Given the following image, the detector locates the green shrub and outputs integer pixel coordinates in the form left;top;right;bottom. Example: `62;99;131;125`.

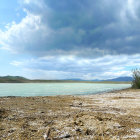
132;69;140;89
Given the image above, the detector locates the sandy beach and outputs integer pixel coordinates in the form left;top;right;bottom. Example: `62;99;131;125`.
0;88;140;140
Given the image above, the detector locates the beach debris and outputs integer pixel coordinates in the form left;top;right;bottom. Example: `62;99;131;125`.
70;102;83;107
0;108;8;119
43;128;51;140
43;120;53;127
123;134;138;139
43;134;48;140
131;128;140;133
22;122;29;129
59;134;71;139
74;119;84;126
0;127;5;131
0;108;5;116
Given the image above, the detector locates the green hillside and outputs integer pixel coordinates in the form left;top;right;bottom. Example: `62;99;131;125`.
0;76;29;83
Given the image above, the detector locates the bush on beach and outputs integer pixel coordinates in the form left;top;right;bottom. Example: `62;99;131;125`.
132;69;140;89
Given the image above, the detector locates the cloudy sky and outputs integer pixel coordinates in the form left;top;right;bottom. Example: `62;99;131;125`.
0;0;140;80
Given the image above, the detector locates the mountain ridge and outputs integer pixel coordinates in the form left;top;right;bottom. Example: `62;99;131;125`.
0;76;132;83
102;76;133;82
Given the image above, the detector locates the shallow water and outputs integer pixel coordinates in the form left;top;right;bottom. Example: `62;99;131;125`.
0;83;131;97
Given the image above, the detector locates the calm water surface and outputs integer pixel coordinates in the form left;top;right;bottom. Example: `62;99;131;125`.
0;83;131;97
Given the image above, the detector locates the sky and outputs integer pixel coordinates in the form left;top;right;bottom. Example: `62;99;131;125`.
0;0;140;80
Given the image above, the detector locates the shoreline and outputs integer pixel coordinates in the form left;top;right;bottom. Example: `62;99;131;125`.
0;88;140;139
0;87;131;98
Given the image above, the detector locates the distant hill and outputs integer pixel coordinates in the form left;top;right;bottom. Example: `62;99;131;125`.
103;76;133;82
0;76;132;83
65;79;85;81
0;76;29;83
67;77;133;82
66;76;133;82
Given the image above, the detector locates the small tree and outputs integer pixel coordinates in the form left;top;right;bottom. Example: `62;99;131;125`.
132;69;140;89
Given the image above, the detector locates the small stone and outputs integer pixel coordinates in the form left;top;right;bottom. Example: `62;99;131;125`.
76;128;82;132
85;129;94;135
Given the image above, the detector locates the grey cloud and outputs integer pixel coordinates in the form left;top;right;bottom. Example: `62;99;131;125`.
1;0;140;57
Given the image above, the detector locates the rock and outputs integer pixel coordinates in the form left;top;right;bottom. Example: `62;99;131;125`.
0;108;8;119
76;128;82;133
96;116;103;121
8;129;15;133
74;120;84;126
30;129;38;133
85;129;94;135
0;128;5;131
59;134;71;139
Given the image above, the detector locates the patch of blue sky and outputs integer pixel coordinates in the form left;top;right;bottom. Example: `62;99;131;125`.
0;0;26;30
125;66;139;71
0;49;31;75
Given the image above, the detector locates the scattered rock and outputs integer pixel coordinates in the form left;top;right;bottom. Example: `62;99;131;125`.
30;129;38;133
76;128;82;133
0;128;5;131
85;129;94;135
74;120;84;126
59;134;71;139
8;129;15;133
0;108;8;119
96;116;103;121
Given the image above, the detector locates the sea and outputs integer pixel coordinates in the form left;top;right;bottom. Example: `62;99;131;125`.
0;83;131;97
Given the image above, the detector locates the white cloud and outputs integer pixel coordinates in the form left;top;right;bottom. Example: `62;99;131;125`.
0;11;49;53
10;54;140;80
23;0;31;4
10;61;23;66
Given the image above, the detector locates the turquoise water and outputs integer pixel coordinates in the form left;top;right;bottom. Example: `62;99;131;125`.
0;83;131;97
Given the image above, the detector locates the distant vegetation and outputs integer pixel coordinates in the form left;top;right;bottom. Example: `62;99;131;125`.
0;76;131;83
132;69;140;89
0;76;29;83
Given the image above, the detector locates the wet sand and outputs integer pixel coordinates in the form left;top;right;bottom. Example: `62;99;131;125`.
0;89;140;140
